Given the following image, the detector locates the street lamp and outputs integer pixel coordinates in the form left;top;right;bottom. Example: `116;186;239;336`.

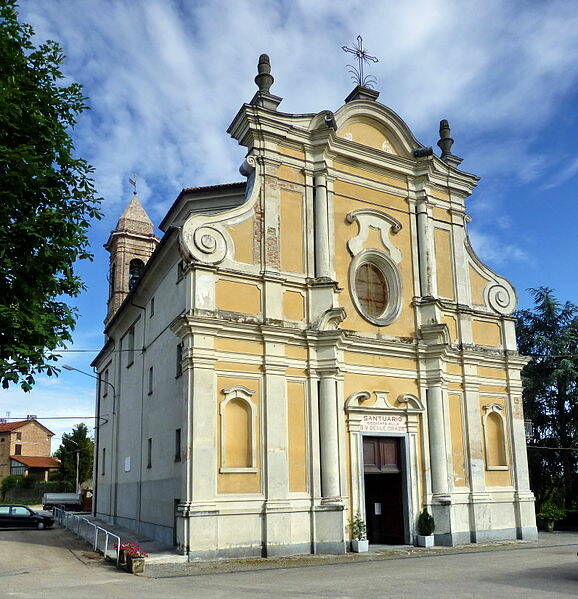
62;364;116;413
66;437;81;494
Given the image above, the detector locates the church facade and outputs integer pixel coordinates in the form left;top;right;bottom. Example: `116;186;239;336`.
92;55;537;558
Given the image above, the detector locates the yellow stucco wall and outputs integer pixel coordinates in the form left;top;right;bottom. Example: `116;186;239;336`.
344;351;416;372
283;290;305;321
432;206;451;224
277;144;305;159
344;373;419;401
285;344;308;360
469;265;490;306
227;215;254;264
338;121;398;155
287;381;307;493
332;161;407;190
216;279;261;315
472;319;502;347
333;184;416;338
215;338;264;355
277;164;305;185
449;394;468;487
280;189;305;273
478;366;507;380
217;375;261;494
434;227;455;300
443;315;458;342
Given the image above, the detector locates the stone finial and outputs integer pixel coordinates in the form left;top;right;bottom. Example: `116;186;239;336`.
437;119;453;157
255;54;273;95
437;119;463;167
250;53;282;110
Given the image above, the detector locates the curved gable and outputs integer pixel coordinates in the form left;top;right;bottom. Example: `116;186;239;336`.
332;101;423;159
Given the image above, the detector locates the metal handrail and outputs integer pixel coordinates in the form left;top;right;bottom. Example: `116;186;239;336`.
52;507;120;565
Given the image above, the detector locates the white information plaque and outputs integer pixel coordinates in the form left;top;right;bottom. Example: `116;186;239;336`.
361;414;406;433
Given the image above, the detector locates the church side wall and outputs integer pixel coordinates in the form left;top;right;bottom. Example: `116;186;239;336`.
95;242;185;546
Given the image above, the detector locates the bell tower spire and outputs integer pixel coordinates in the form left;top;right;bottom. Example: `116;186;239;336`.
104;183;159;321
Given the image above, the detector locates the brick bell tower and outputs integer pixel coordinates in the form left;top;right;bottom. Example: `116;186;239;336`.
104;189;159;321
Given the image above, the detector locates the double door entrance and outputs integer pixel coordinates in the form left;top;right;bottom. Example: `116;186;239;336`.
363;436;405;544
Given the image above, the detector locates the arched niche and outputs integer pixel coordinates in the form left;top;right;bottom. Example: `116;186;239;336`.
482;403;509;470
219;385;257;473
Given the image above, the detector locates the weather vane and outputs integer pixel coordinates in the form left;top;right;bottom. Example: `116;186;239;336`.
341;35;379;88
128;174;138;195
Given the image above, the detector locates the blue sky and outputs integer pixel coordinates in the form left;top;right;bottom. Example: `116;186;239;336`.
3;0;577;450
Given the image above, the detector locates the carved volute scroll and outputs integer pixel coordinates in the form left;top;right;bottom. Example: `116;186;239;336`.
179;155;260;266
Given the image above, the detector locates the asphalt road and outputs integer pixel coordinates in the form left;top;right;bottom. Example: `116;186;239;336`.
0;527;577;598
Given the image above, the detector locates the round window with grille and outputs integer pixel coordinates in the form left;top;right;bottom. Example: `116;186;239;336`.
350;251;401;326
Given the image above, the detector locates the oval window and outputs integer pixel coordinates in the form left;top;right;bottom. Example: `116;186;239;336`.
355;262;389;319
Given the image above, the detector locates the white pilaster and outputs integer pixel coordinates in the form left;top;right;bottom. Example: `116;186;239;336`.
319;373;340;499
314;173;331;279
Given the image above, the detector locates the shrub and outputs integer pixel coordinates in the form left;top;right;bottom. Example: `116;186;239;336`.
418;508;435;536
537;504;566;522
348;512;367;540
1;475;22;499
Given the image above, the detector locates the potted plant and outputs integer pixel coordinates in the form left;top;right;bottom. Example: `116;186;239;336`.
537;504;565;533
124;543;148;574
115;541;138;565
416;508;435;547
349;511;369;552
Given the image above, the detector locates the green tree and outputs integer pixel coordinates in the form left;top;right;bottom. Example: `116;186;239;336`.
0;0;101;391
54;423;94;488
516;287;578;510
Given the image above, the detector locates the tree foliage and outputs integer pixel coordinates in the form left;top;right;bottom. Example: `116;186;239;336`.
54;423;94;487
0;0;101;391
516;287;578;509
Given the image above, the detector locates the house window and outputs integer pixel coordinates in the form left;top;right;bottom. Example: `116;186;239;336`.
148;366;153;395
14;444;21;455
150;297;155;317
16;432;22;440
147;438;152;469
129;258;145;290
10;460;25;476
101;448;105;475
176;343;183;378
102;368;109;397
127;327;135;367
175;429;181;462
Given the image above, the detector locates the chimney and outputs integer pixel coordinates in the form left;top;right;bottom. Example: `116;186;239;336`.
26;414;37;421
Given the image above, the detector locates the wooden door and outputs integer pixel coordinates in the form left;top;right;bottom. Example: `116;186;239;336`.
363;436;405;544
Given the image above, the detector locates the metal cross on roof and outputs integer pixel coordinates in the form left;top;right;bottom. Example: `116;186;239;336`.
342;35;379;89
129;174;138;195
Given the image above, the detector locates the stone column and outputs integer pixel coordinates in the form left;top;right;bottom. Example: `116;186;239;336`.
314;173;331;279
427;383;449;497
319;373;340;499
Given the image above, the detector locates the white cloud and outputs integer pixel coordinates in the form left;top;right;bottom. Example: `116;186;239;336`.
20;0;578;218
468;228;529;267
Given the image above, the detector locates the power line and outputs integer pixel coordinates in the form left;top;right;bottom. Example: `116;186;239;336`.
2;416;98;420
527;445;578;452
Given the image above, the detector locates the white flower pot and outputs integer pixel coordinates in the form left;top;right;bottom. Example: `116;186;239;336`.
416;535;434;547
352;539;369;553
